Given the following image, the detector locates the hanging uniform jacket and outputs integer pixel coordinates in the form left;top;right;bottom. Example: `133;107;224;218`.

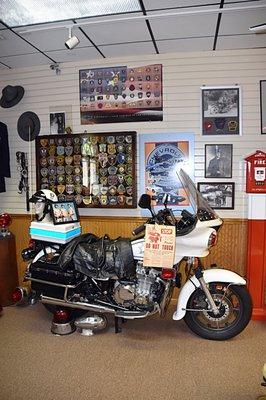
0;122;11;193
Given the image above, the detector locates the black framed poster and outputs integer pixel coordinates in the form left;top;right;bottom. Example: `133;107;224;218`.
201;86;241;135
79;64;163;124
260;80;266;134
205;144;233;178
197;182;235;210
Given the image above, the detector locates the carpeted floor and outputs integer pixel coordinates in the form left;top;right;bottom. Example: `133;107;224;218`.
0;302;265;400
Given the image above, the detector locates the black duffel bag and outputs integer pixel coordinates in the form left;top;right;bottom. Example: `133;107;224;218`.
73;236;136;279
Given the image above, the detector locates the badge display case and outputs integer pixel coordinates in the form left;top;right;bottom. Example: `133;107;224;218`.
35;131;137;208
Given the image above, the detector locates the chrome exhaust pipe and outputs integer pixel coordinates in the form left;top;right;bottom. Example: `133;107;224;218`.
41;295;116;314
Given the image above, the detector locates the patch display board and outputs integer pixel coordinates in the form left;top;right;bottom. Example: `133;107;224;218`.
35;132;137;208
79;64;163;124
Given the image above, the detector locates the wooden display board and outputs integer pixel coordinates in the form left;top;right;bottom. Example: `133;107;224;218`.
35;131;137;208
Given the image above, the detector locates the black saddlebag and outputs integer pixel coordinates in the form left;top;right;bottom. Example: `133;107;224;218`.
73;236;135;279
29;257;78;285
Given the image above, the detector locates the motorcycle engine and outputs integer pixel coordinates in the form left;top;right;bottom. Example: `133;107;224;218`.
113;263;160;307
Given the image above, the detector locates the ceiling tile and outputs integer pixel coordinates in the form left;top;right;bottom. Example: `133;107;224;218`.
80;19;150;46
0;29;37;56
219;9;266;34
0;52;52;68
148;13;218;39
157;37;213;52
46;46;102;63
98;41;155;57
217;33;266;49
0;23;7;29
143;0;220;10
0;62;10;69
14;26;91;52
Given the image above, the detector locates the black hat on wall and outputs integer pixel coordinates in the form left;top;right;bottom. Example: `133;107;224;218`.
17;111;41;141
0;85;25;108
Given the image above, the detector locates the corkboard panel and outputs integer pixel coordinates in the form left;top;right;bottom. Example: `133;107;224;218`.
9;215;247;284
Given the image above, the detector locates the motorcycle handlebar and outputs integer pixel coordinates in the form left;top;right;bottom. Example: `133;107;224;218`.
132;224;146;236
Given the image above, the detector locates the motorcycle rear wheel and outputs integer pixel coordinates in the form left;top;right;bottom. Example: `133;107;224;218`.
184;283;252;341
43;304;87;319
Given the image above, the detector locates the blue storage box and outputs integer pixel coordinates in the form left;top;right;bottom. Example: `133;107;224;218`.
30;221;81;244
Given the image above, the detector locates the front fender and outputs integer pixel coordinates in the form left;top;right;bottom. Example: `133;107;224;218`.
172;268;246;321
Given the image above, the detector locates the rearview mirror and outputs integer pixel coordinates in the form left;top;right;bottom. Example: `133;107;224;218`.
138;194;152;210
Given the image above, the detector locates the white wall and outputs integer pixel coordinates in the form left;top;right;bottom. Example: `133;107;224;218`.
0;48;265;218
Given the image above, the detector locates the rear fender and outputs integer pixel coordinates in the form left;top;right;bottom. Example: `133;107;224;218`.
172;268;246;321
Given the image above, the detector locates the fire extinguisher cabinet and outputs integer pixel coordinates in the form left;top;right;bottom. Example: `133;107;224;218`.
245;150;266;321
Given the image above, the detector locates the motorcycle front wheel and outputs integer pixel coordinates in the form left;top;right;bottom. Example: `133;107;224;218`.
184;283;252;341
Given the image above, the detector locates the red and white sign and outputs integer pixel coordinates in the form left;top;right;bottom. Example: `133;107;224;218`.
143;224;176;268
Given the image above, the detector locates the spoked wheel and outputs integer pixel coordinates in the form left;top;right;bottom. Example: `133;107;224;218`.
43;304;87;319
184;283;253;340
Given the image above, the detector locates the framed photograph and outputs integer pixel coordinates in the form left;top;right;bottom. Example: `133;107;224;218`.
79;63;163;124
260;80;266;134
50;112;65;134
50;201;79;225
201;86;241;135
205;144;232;178
197;182;235;210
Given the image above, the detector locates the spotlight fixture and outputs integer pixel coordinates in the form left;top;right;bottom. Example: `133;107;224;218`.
249;23;266;34
65;26;80;50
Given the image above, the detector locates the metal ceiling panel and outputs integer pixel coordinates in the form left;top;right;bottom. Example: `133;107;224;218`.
157;37;213;53
81;18;150;45
148;13;218;39
0;29;38;57
14;26;92;52
143;0;220;10
219;9;266;34
98;41;155;57
0;52;52;68
217;33;266;49
224;0;265;4
46;46;102;63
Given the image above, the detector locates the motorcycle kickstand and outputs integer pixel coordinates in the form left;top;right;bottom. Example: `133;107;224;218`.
114;316;127;333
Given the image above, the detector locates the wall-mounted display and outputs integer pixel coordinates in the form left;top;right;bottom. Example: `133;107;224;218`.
139;133;194;212
201;86;241;135
205;144;232;178
50;112;65;134
260;80;266;134
79;64;163;124
35;131;137;208
197;182;235;210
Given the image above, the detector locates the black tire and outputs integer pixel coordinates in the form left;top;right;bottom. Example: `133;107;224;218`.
184;283;253;341
42;304;87;319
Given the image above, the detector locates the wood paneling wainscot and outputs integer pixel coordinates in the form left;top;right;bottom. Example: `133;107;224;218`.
10;215;247;285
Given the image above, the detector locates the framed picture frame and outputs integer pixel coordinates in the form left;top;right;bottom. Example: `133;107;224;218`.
35;131;137;209
138;132;195;215
197;182;235;210
79;63;163;124
205;144;233;178
260;80;266;134
201;86;241;135
50;201;79;225
50;112;65;134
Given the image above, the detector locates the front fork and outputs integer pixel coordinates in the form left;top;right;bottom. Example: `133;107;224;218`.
188;257;220;315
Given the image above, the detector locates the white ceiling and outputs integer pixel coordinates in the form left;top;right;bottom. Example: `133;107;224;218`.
0;0;265;70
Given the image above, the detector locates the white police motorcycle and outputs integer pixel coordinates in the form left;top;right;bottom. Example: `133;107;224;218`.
14;169;252;340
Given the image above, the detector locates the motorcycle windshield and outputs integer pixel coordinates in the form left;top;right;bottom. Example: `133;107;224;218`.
177;169;220;222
